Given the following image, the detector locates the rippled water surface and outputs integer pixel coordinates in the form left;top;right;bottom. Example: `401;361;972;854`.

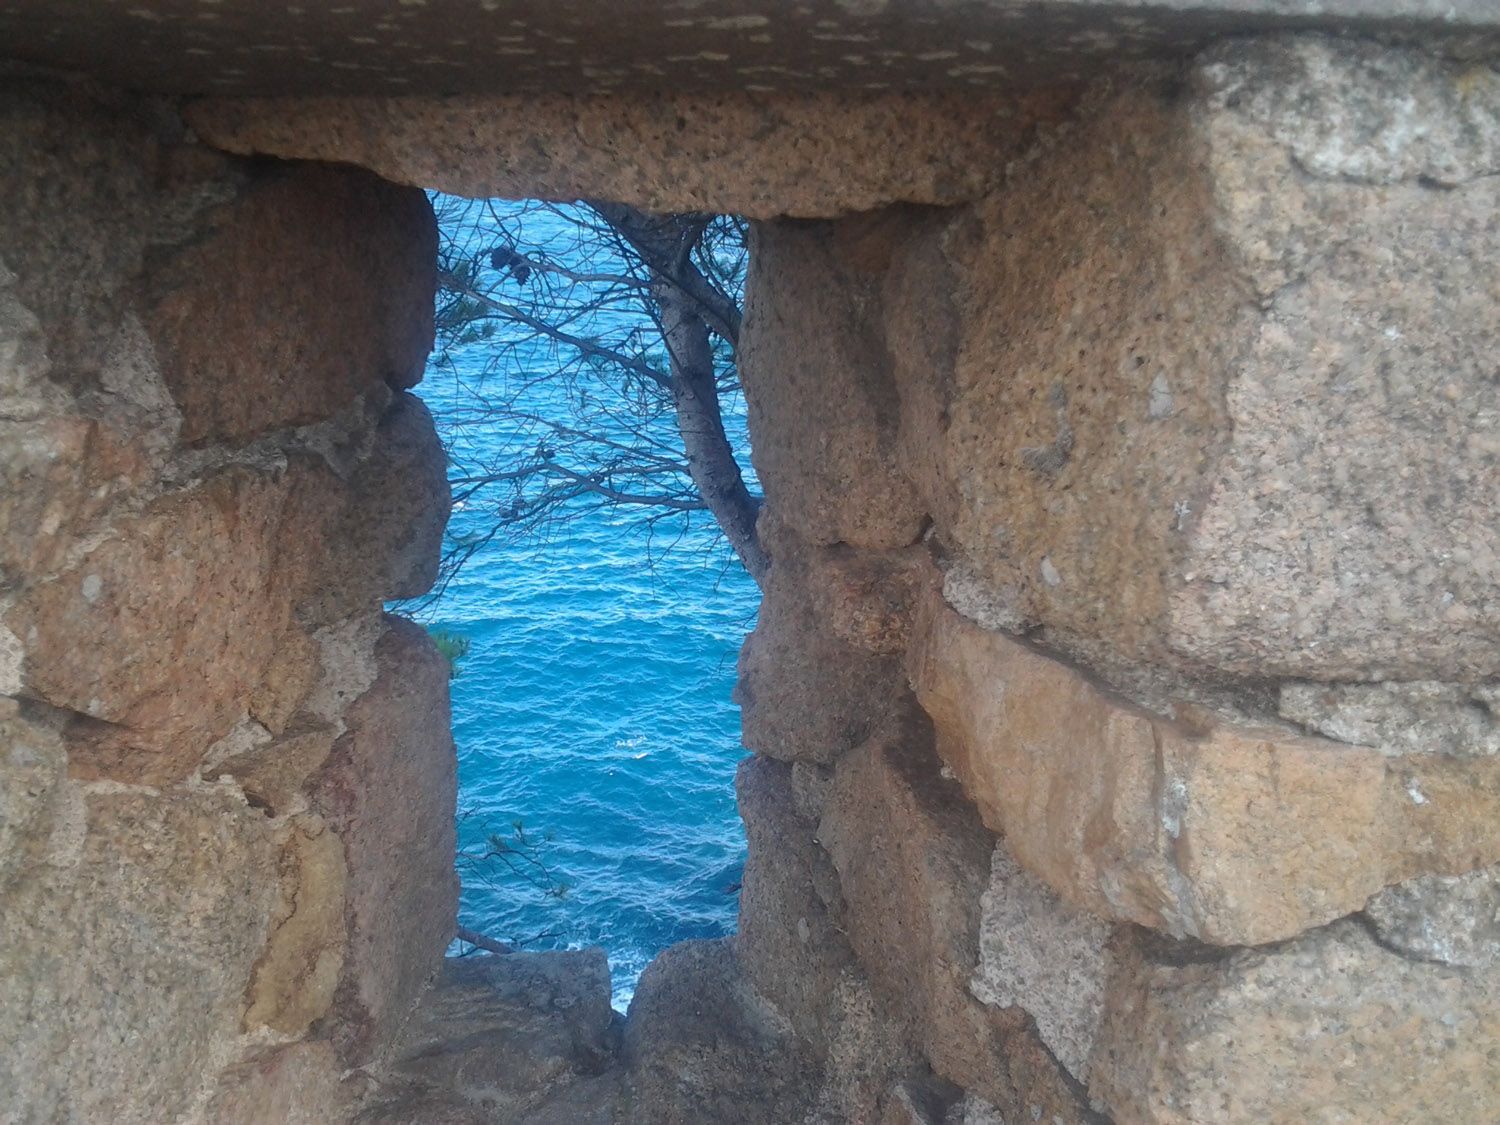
412;199;757;1006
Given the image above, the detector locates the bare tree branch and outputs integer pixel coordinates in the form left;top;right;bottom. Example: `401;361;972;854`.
423;196;763;597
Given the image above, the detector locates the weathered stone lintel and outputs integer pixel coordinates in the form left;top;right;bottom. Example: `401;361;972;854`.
186;90;1074;220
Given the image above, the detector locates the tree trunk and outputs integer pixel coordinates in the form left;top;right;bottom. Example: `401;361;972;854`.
656;279;768;585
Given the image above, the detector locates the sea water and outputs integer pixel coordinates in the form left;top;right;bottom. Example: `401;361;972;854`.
411;199;758;1008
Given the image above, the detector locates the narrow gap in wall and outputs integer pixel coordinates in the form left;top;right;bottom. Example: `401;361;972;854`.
399;195;760;1009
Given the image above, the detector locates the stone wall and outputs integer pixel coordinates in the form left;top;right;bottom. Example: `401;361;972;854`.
724;35;1500;1124
0;79;455;1121
3;28;1499;1125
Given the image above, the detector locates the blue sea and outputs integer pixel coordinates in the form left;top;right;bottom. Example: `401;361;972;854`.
410;198;758;1007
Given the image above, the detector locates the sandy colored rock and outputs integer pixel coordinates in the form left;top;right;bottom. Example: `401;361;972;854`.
370;951;619;1120
205;1041;356;1125
911;595;1500;945
1089;919;1500;1123
143;163;435;445
885;41;1500;683
971;846;1114;1085
1168;39;1500;680
313;614;458;1064
890;75;1243;681
818;724;1092;1120
243;815;348;1036
189;92;1066;220
741;219;925;546
736;529;916;766
0;785;281;1124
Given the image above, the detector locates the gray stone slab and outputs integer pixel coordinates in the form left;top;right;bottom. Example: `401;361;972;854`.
0;0;1494;96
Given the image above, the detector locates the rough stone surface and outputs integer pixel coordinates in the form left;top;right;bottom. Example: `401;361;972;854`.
1169;37;1500;680
807;973;927;1125
623;938;821;1125
8;27;1500;1125
971;847;1114;1085
1;74;455;1125
142;163;436;444
204;1041;356;1125
207;721;338;818
1364;864;1500;969
248;625;323;737
1280;680;1500;758
885;40;1500;684
805;544;936;657
6;468;297;784
243;815;348;1036
736;527;917;766
741;219;924;543
312;615;459;1064
0;785;281;1124
891;73;1247;681
191;92;1069;220
818;725;1093;1120
1089;920;1500;1124
733;754;853;1051
911;594;1500;945
8;1;1495;98
0;708;66;895
344;392;452;603
367;951;619;1121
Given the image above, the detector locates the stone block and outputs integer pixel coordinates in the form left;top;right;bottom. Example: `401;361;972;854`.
312;614;458;1063
0;786;281;1123
143;162;435;445
893;40;1500;683
741;218;925;550
1088;919;1500;1123
5;467;296;784
189;92;1054;220
280;396;450;629
733;754;854;1051
351;392;451;601
624;938;821;1125
736;532;916;766
911;594;1500;945
373;951;618;1119
971;847;1114;1086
